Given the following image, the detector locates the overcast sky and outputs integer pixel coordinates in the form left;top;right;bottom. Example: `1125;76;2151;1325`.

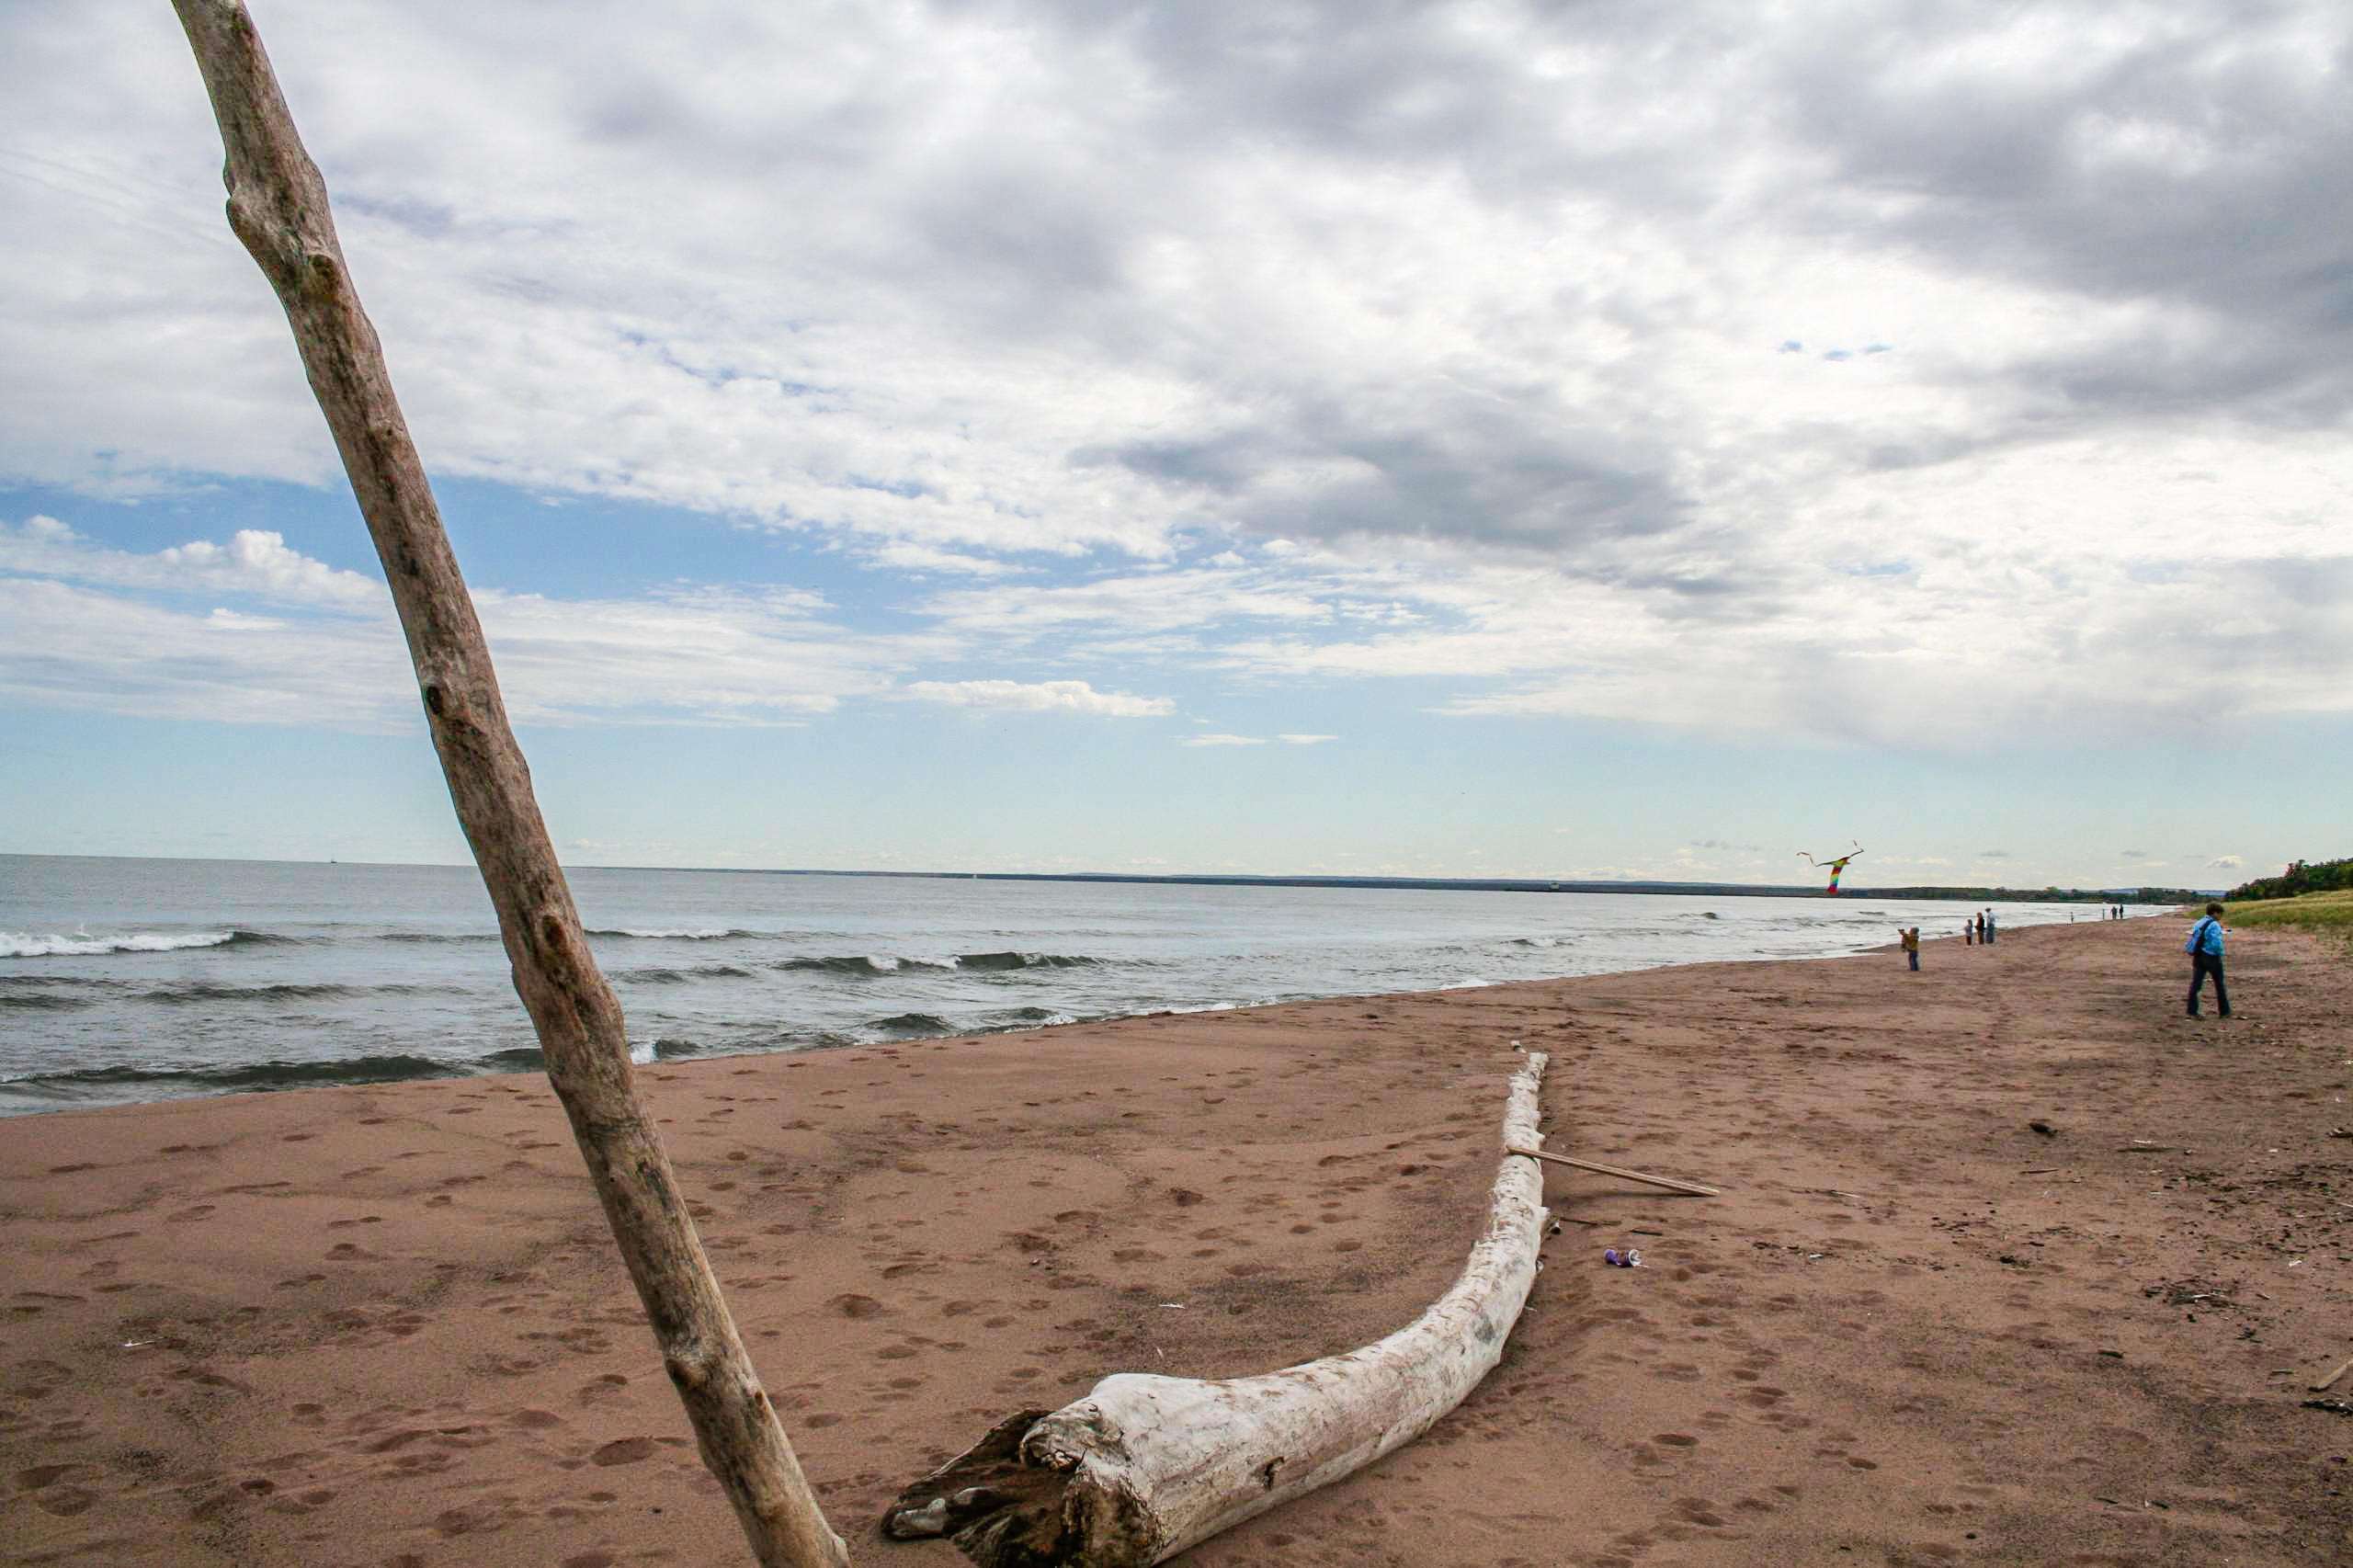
3;0;2347;890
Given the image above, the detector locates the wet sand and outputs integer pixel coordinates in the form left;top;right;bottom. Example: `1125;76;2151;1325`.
3;916;2348;1566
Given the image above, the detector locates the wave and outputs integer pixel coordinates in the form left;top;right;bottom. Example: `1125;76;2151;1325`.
954;950;1100;971
622;1037;705;1065
0;992;94;1012
773;954;949;976
382;930;501;945
587;926;759;941
868;1012;952;1038
133;982;360;1006
1;927;296;959
612;963;758;985
1509;936;1574;949
4;1052;468;1096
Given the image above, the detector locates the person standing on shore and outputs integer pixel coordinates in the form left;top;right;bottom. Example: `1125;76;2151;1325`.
1973;911;1984;943
1899;926;1920;971
2186;902;2231;1018
1983;909;1996;945
1963;919;1974;945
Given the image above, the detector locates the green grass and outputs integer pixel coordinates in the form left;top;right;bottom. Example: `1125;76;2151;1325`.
2217;888;2353;933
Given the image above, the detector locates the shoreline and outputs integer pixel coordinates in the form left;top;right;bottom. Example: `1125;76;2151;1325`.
2;918;2346;1564
3;893;2156;1122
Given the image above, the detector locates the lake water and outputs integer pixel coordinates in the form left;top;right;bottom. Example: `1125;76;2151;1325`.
0;855;2137;1116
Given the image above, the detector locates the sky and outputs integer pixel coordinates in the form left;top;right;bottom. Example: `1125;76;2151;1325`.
2;0;2347;891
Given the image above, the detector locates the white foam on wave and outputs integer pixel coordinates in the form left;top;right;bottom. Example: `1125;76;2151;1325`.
1;930;235;959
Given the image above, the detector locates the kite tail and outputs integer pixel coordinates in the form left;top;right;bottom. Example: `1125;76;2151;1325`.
1825;864;1844;894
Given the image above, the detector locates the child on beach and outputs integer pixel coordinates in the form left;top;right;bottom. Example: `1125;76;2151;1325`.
1899;926;1920;971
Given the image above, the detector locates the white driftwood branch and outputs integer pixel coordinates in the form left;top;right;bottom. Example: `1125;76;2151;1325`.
888;1051;1551;1564
166;5;846;1564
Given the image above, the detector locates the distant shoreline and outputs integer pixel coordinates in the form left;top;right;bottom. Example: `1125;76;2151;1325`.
0;849;2215;903
705;869;2208;903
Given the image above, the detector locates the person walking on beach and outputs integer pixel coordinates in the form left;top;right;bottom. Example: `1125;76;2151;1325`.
2186;902;2230;1018
1899;926;1920;971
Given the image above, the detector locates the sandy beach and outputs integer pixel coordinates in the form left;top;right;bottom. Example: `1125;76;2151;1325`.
3;915;2347;1566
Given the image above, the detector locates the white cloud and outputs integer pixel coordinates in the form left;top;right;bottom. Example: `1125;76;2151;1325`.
918;567;1334;642
1;517;383;608
4;0;2352;758
1277;733;1336;744
898;678;1171;716
864;540;1027;578
2207;854;2245;869
0;525;939;730
1179;733;1267;747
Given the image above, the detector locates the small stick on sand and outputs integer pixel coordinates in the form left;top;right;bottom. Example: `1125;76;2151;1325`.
1506;1147;1720;1197
2312;1356;2353;1393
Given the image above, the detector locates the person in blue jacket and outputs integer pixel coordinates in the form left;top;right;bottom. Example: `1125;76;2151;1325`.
2185;902;2230;1018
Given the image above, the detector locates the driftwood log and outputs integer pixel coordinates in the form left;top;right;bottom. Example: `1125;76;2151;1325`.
886;1051;1552;1565
166;5;847;1564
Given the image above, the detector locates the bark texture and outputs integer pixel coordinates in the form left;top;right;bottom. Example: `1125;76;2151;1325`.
887;1051;1552;1565
166;6;847;1564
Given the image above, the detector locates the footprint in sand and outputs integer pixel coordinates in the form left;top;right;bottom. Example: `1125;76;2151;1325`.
589;1437;654;1466
576;1374;629;1406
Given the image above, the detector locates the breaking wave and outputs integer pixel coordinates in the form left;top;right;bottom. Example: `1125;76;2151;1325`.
868;1012;953;1037
1;928;296;959
774;954;949;976
953;950;1100;971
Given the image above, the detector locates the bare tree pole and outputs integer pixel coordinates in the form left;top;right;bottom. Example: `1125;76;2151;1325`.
165;5;847;1564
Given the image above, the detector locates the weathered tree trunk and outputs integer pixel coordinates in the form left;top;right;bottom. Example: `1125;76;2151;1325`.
165;6;847;1564
887;1051;1551;1565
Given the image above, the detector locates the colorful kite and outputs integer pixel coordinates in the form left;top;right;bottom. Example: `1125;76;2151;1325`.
1799;843;1864;895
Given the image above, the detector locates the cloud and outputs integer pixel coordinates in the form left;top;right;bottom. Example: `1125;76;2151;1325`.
0;521;938;730
2120;848;2146;858
1277;733;1336;744
1179;733;1267;747
898;678;1172;716
2207;854;2245;869
1;516;383;608
864;543;1024;578
1979;849;2011;858
6;1;2353;756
